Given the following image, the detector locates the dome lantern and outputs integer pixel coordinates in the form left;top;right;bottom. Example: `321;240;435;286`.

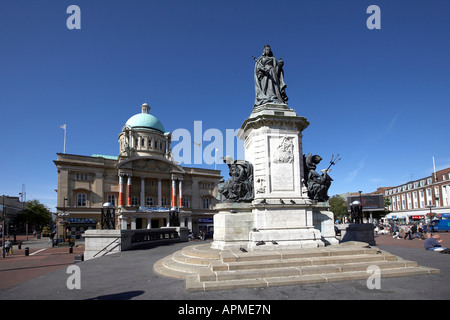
124;102;165;134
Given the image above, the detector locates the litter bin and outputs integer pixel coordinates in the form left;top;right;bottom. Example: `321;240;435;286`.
24;247;29;256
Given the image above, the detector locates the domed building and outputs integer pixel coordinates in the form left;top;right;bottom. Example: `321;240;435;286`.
54;103;220;239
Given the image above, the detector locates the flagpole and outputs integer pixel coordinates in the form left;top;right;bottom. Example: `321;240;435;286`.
61;124;66;153
433;156;437;182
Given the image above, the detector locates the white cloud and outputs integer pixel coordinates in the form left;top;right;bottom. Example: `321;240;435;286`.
344;156;366;184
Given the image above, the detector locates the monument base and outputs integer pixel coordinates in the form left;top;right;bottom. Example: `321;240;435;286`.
211;203;253;250
211;202;334;251
336;223;376;246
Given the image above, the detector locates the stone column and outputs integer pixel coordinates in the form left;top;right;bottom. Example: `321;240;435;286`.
131;217;136;230
118;173;124;207
171;178;176;207
120;216;128;230
187;217;193;231
140;177;145;207
178;179;183;207
127;175;132;206
157;178;162;207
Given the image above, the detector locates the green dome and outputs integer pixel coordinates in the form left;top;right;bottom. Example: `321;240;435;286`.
125;103;165;133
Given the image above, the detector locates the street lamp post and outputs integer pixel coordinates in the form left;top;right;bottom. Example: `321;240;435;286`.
426;205;435;221
58;198;69;240
101;202;116;230
2;195;5;259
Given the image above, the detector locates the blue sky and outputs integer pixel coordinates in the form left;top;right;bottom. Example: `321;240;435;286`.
1;0;449;212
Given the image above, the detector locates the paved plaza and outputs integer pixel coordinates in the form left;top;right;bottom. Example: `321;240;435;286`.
0;233;449;300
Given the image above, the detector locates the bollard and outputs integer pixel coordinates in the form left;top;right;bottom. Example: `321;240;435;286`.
24;247;29;256
69;246;73;254
18;243;21;250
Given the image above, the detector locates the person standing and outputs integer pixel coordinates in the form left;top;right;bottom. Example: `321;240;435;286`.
4;238;12;255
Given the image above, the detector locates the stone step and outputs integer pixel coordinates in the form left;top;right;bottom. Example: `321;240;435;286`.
179;243;384;263
162;256;209;274
181;244;221;259
153;242;441;292
210;255;415;272
154;256;210;279
186;266;440;292
199;259;419;282
172;251;212;266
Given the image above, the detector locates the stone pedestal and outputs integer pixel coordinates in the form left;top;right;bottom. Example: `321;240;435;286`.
248;202;324;250
336;223;376;246
214;103;326;250
211;203;253;250
313;205;340;246
212;201;329;250
238;103;310;202
212;103;339;250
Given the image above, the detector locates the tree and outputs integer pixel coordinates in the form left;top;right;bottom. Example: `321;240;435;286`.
14;199;51;231
329;195;348;222
384;197;391;214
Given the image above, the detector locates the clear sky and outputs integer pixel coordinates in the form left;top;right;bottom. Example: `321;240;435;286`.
1;0;449;212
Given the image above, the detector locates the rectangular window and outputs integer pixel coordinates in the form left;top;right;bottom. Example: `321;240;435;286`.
146;197;154;206
76;173;89;181
131;196;139;206
203;198;210;209
107;194;116;206
182;198;190;208
77;193;87;207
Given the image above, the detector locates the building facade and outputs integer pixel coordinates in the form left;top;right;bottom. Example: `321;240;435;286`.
54;103;221;239
379;167;450;223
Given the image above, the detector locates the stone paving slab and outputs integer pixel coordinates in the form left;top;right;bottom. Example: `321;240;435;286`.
1;235;449;300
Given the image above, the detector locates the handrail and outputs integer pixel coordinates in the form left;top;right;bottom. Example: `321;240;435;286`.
93;237;121;258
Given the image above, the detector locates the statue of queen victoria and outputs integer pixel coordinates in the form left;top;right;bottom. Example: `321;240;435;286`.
253;44;288;107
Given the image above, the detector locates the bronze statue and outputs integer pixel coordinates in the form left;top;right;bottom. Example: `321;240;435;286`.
218;156;254;202
303;153;333;202
350;201;364;224
101;205;115;230
253;44;288;107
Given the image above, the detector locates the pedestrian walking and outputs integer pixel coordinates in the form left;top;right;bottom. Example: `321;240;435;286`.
403;225;411;240
410;224;421;239
392;224;400;239
4;238;12;255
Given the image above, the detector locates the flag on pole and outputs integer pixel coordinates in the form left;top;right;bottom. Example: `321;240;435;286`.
60;124;67;153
